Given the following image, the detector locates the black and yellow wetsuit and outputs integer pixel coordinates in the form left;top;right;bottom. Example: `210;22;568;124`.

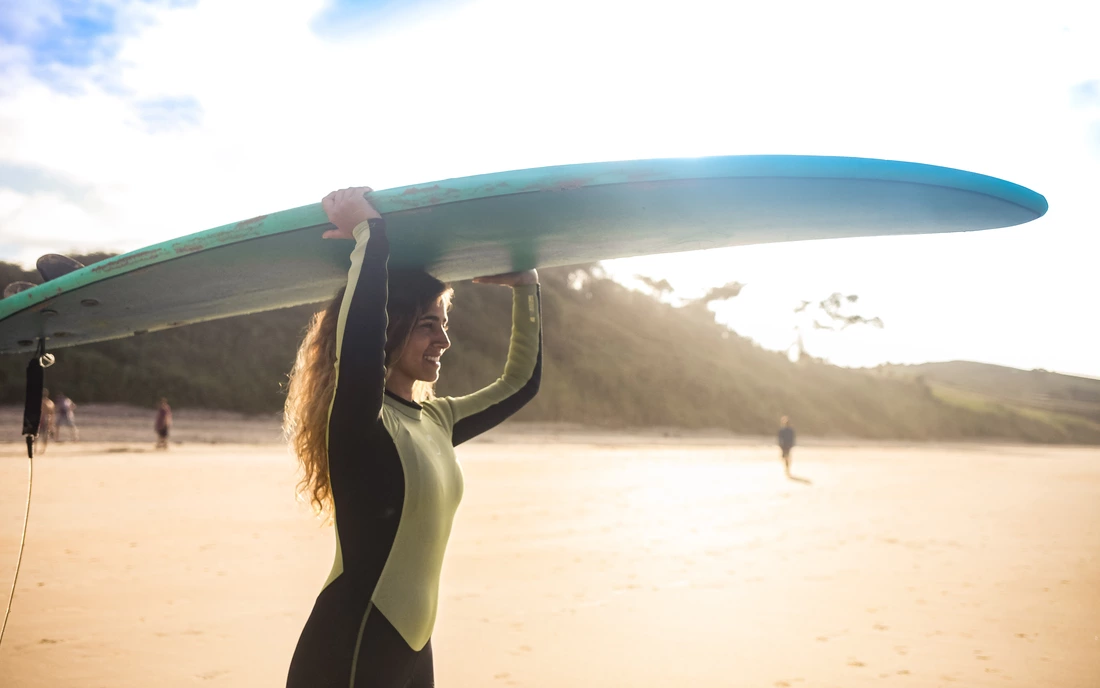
286;218;542;688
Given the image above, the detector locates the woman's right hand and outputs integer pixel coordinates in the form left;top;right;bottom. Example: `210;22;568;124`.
321;186;381;239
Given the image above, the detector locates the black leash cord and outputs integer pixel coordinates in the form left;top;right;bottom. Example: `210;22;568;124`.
2;340;53;648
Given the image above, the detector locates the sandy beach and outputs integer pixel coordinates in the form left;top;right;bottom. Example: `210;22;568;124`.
0;412;1097;687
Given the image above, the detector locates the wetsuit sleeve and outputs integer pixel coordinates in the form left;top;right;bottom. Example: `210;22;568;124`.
445;284;542;446
328;218;389;445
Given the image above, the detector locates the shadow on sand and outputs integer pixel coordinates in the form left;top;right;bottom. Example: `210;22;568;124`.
786;474;812;485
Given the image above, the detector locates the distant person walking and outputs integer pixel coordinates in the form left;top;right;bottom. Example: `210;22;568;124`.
37;388;56;453
777;416;795;477
55;394;79;441
154;398;173;449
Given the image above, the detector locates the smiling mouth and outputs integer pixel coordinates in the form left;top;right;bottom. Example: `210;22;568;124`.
424;354;441;365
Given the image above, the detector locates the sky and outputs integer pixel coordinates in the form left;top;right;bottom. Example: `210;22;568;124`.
0;0;1097;376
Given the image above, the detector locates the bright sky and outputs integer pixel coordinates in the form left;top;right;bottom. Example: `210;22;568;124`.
1;0;1097;376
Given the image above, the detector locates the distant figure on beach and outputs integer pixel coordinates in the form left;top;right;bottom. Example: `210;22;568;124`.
37;388;56;452
55;394;79;441
778;416;795;477
283;187;541;688
154;398;172;449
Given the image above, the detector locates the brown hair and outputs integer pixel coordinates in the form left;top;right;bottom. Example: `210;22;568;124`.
284;270;452;520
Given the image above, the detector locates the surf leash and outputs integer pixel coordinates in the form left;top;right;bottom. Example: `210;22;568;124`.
1;340;53;649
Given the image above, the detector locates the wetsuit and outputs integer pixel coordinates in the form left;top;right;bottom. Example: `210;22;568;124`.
287;218;542;688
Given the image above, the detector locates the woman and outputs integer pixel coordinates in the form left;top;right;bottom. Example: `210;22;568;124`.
284;187;542;687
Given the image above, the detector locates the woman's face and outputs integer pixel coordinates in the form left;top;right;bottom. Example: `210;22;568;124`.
393;298;451;385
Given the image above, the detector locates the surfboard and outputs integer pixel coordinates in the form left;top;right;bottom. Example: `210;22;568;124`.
0;155;1047;355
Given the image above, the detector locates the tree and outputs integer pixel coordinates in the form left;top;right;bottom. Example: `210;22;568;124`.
790;293;884;363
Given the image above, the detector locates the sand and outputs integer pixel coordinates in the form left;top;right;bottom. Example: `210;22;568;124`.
0;415;1097;687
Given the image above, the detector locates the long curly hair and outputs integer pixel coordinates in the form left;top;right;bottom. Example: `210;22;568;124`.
284;270;453;520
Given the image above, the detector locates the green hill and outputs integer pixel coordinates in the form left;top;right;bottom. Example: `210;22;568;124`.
879;361;1100;424
3;257;1098;444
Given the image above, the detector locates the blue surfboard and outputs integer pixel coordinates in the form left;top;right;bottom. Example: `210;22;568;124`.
0;155;1047;354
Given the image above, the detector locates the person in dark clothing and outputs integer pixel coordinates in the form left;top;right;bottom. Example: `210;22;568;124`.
154;398;172;449
778;415;795;477
283;186;542;687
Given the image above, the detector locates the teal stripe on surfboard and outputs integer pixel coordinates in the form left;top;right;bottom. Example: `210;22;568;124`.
0;155;1047;354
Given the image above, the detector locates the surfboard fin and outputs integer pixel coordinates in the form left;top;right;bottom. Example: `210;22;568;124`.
2;282;36;298
36;254;85;282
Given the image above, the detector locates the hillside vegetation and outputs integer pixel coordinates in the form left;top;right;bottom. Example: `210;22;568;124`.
3;256;1098;444
881;361;1100;424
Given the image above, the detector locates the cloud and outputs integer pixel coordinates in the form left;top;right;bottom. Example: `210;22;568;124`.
0;0;198;93
1070;79;1100;107
310;0;472;38
134;94;202;131
0;161;103;209
0;0;124;95
0;187;123;264
0;0;65;47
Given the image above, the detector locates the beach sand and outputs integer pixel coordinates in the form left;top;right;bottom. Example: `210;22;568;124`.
0;413;1097;687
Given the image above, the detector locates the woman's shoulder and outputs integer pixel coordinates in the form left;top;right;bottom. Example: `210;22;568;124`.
421;398;456;426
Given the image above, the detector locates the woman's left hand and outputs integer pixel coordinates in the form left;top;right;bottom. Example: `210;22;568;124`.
473;269;539;287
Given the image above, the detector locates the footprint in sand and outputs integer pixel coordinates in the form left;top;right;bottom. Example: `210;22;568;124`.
38;638;61;644
847;659;866;668
873;623;889;631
